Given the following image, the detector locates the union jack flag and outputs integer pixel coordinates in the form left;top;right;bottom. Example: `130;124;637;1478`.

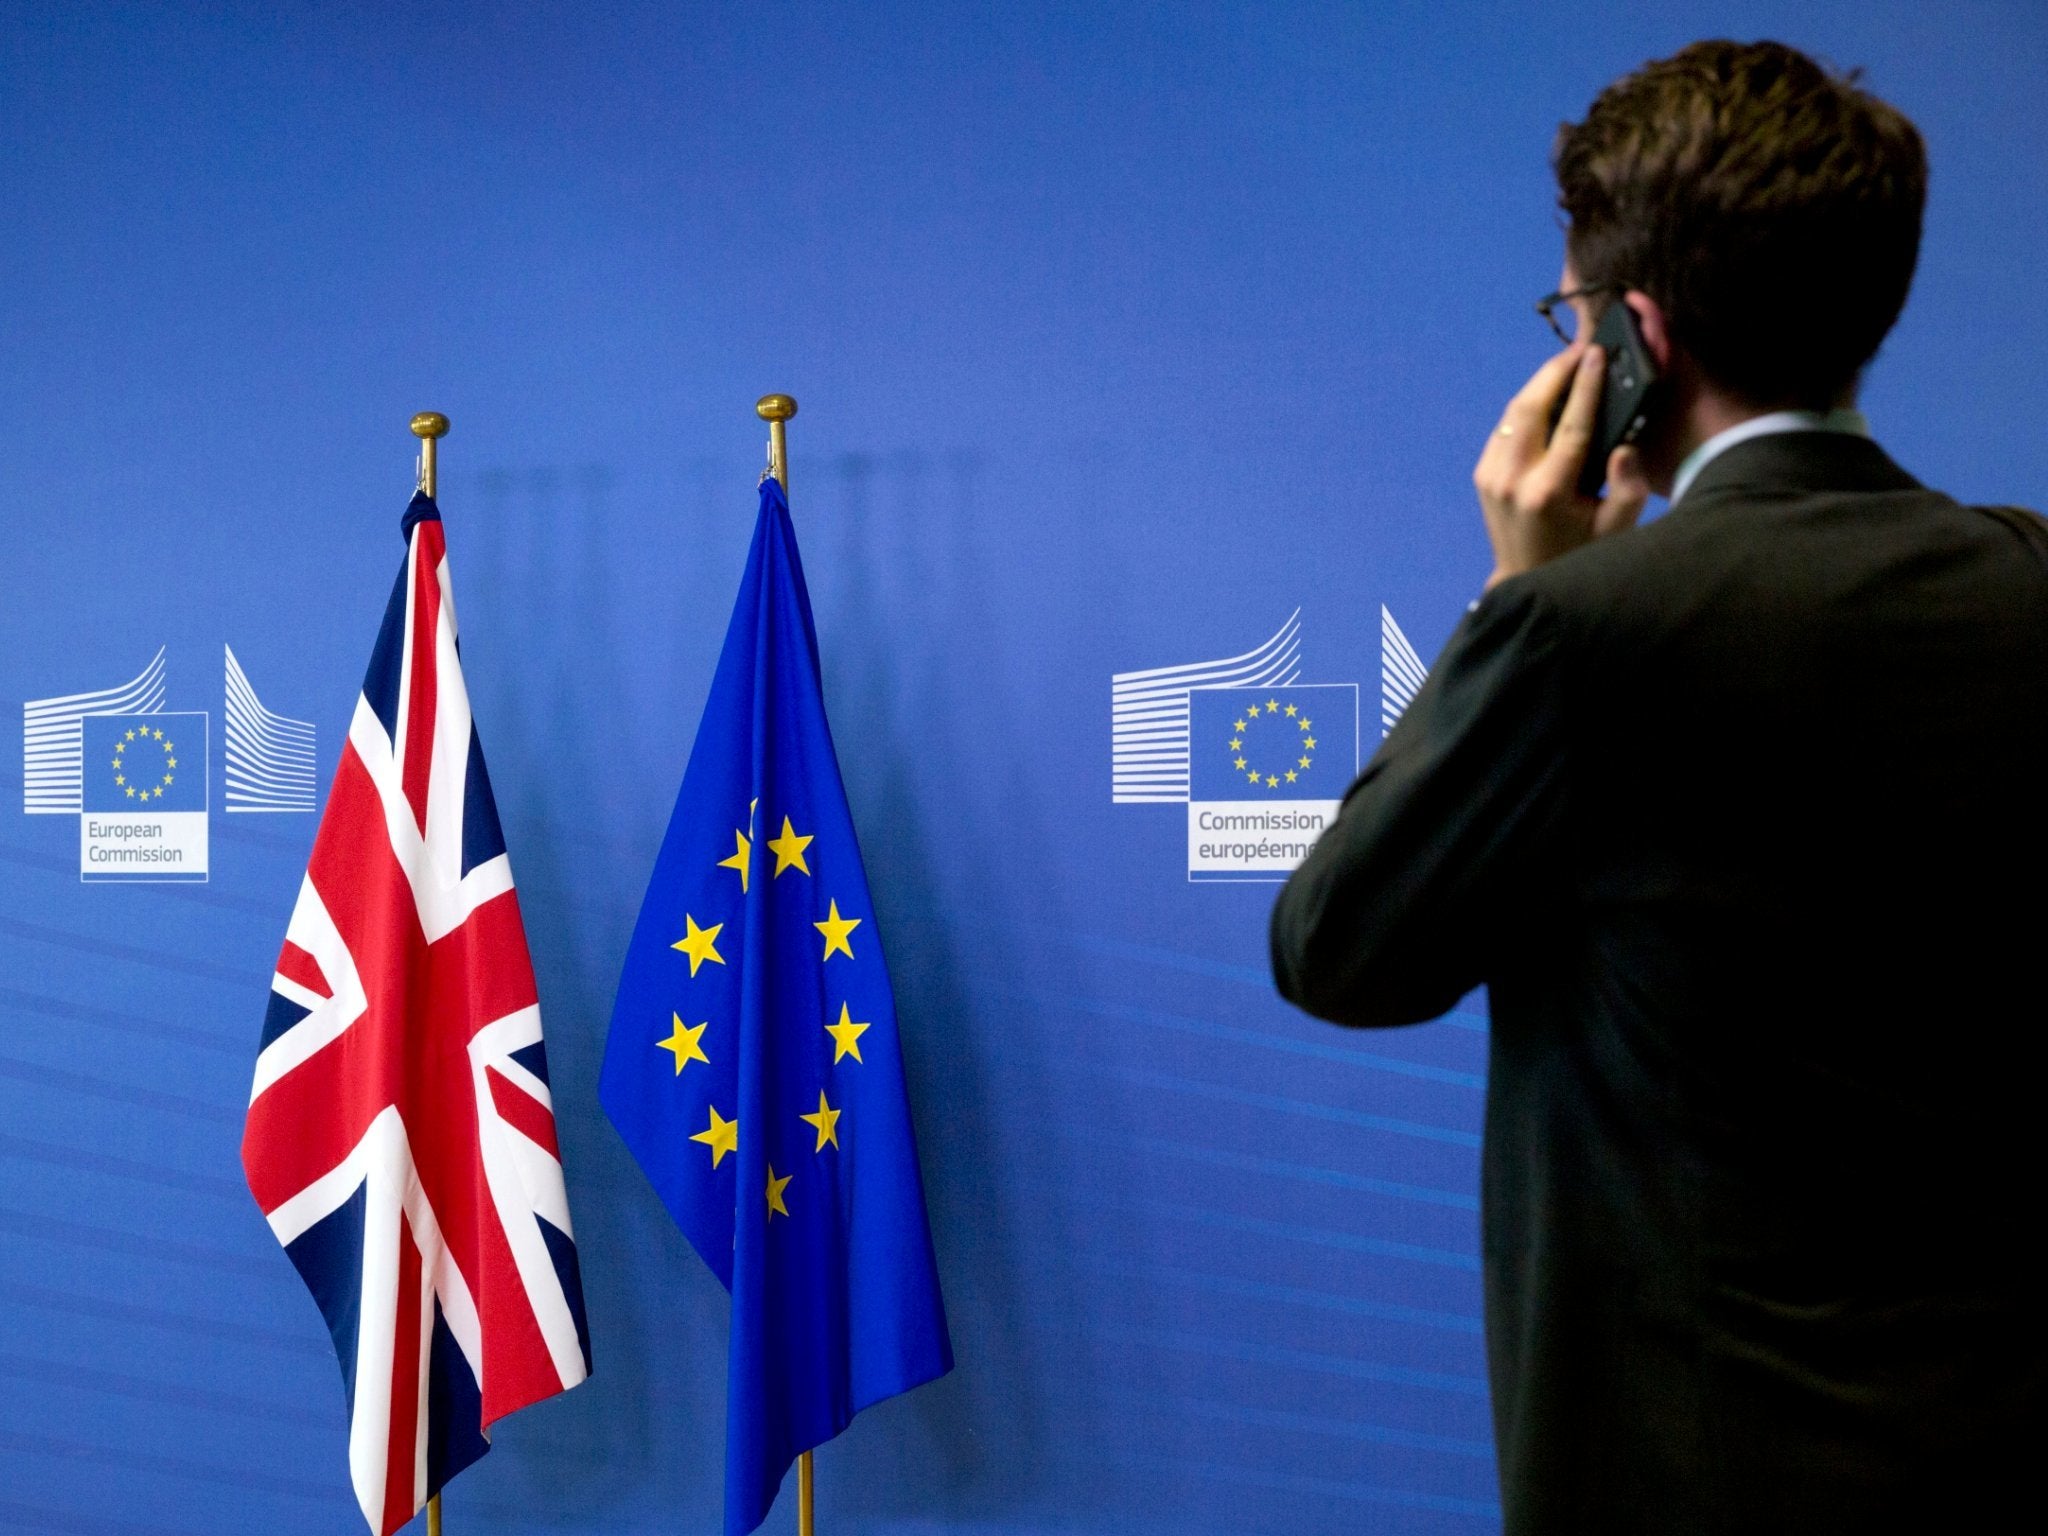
242;492;591;1533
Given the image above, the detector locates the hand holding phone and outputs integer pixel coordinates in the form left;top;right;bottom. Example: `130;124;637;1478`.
1475;313;1657;587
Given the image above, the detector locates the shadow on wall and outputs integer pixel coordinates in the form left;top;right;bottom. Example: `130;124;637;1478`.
809;447;1100;1522
450;460;738;1523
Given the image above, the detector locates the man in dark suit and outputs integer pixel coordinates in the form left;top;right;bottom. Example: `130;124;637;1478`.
1271;40;2044;1534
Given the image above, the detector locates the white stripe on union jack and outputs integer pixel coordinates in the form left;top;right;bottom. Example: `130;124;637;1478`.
242;498;590;1535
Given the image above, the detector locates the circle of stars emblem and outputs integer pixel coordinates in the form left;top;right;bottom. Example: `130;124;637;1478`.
1226;698;1316;791
112;726;177;802
665;803;868;1231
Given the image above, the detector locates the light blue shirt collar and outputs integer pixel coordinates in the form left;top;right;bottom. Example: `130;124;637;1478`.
1670;408;1870;505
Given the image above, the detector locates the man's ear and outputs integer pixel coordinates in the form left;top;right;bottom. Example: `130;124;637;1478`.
1624;290;1673;371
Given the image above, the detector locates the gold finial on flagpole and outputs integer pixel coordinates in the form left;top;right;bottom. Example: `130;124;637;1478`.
756;394;797;491
412;411;450;498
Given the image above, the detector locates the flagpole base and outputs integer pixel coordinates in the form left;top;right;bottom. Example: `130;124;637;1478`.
427;1493;442;1536
798;1451;815;1536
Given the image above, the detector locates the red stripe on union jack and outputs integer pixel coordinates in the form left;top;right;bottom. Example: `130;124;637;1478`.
241;496;591;1535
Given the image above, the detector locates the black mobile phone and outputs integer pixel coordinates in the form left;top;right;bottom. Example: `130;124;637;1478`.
1568;300;1661;497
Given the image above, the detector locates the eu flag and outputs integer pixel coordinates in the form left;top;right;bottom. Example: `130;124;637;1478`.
600;474;952;1535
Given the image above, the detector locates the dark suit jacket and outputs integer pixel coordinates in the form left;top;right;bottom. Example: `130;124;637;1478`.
1271;432;2047;1534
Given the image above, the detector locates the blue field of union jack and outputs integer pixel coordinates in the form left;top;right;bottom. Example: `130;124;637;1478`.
241;492;591;1534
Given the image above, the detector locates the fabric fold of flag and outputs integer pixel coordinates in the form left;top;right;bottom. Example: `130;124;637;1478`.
241;490;591;1535
601;474;952;1536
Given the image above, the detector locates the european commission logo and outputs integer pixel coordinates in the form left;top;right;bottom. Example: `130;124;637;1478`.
1112;606;1427;882
81;713;209;881
21;645;317;883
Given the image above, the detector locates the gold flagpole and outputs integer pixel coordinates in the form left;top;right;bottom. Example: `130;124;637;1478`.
755;392;814;1536
412;409;449;1536
412;411;449;497
757;393;796;491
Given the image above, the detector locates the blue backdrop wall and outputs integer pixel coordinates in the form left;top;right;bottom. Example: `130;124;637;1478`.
4;3;2046;1533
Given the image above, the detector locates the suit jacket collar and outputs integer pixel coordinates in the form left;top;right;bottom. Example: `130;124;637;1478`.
1676;430;1922;506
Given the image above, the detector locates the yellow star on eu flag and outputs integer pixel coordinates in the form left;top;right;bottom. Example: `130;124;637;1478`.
799;1089;842;1152
815;900;860;961
825;1002;869;1063
690;1104;738;1167
768;815;814;878
658;1013;710;1074
717;828;752;892
765;1164;792;1219
672;914;726;975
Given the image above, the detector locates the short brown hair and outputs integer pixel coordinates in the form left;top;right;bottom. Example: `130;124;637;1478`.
1555;40;1927;408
